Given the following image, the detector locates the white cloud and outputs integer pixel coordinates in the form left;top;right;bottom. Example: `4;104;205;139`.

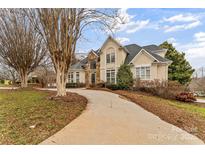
167;37;178;46
125;20;150;33
164;20;201;32
116;9;150;33
162;13;202;33
116;37;130;44
167;37;176;42
163;14;198;23
118;8;134;23
194;32;205;42
178;32;205;59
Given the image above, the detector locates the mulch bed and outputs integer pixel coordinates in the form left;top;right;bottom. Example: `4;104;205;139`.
88;88;205;143
47;91;88;104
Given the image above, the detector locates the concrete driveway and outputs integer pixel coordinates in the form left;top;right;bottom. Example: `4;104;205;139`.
40;89;203;144
196;99;205;104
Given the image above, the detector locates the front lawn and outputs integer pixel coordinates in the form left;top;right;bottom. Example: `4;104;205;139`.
0;83;11;87
114;90;205;143
0;89;87;144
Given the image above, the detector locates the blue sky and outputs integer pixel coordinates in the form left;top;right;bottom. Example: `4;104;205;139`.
76;8;205;69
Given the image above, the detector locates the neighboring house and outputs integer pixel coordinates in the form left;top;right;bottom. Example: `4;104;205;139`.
189;78;205;96
68;36;172;87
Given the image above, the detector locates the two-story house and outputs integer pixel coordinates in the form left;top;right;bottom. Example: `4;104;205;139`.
68;36;172;87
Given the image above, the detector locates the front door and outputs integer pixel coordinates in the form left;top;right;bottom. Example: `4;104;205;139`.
91;73;96;84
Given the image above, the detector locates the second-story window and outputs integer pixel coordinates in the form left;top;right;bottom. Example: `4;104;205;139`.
106;52;115;64
106;53;110;63
111;52;115;63
90;60;96;69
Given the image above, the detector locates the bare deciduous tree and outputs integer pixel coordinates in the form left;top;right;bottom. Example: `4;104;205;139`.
27;8;122;96
32;56;55;88
0;63;19;85
0;9;46;88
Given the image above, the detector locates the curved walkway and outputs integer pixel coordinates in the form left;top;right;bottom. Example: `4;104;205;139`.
40;89;203;144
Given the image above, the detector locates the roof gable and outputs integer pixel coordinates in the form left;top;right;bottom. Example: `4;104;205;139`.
100;36;129;54
124;44;142;64
124;44;171;64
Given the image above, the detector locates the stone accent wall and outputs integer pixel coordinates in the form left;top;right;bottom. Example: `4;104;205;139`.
96;62;100;84
85;64;90;88
85;51;100;87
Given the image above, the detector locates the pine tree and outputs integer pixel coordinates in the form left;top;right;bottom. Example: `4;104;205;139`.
160;41;194;85
117;64;133;89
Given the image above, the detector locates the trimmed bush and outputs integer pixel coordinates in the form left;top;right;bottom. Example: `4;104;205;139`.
66;82;85;88
106;83;119;90
176;92;196;102
116;64;133;90
0;80;5;84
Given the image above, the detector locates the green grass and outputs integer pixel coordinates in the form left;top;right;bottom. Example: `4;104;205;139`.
167;100;205;118
0;83;10;87
0;89;87;144
138;93;205;118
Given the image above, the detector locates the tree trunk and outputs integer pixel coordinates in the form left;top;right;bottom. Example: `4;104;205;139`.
20;72;28;88
56;68;67;96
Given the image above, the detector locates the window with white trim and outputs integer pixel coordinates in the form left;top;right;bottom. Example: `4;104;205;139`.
76;72;80;83
111;52;115;63
106;53;111;63
106;50;115;63
68;72;74;83
106;70;115;83
136;66;150;80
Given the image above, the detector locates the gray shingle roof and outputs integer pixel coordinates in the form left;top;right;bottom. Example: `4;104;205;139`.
143;44;162;51
147;50;171;62
70;43;171;70
70;57;88;70
124;44;170;64
124;44;142;64
93;49;100;56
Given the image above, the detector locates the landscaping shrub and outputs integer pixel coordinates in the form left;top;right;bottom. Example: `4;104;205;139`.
133;79;191;101
66;82;85;88
96;81;105;88
176;92;197;102
106;83;119;90
116;64;133;90
0;80;5;84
